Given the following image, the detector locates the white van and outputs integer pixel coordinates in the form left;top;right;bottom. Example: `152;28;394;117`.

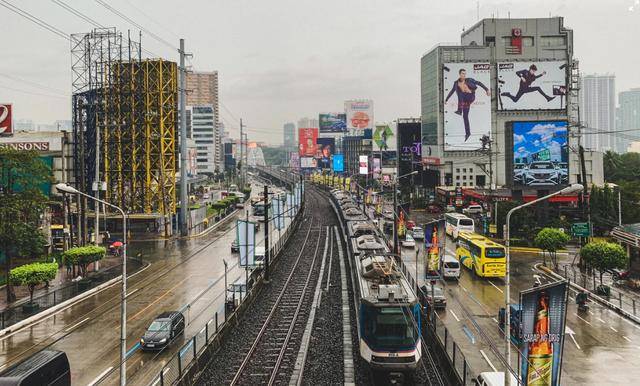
441;255;460;279
476;371;518;386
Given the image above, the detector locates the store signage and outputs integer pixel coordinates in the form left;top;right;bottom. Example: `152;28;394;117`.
0;142;50;151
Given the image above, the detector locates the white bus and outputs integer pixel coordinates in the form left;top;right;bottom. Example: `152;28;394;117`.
444;213;474;239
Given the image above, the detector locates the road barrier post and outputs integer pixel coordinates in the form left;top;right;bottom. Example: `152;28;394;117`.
633;300;636;315
215;312;218;332
619;292;623;308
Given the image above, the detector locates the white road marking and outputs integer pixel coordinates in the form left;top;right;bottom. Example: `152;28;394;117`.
449;309;461;322
624;336;632;343
492;317;499;324
461;286;468;292
489;281;504;293
126;288;139;298
610;326;618;333
87;366;113;386
480;349;498;372
531;267;536;271
588;310;595;316
65;317;90;333
597;317;606;324
575;313;592;325
565;326;581;350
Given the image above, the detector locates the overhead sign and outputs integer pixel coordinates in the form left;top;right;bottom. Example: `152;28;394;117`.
498;61;567;111
345;100;373;130
0;104;12;135
571;222;590;237
358;155;368;175
443;62;491;151
319;113;347;133
298;127;318;157
373;123;396;152
332;154;344;172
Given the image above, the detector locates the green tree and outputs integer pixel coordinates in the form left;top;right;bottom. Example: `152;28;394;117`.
9;262;58;304
534;228;570;268
63;246;106;277
495;200;536;240
580;241;628;284
0;148;52;302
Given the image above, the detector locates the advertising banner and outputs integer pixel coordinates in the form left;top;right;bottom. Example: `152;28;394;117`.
332;154;344;172
0;104;13;135
300;156;316;169
424;220;444;278
513;121;568;186
358;155;368;175
298;127;318;156
373;123;396;152
319;113;347;133
372;157;381;179
286;193;294;218
237;219;256;267
498;61;567;111
316;137;335;169
520;281;568;386
289;152;300;170
271;197;285;230
345;99;374;130
443;63;491;151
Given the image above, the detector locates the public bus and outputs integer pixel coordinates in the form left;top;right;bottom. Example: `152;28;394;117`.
444;213;474;239
455;231;506;278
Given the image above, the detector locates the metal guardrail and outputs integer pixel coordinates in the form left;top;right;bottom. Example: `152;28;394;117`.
0;259;144;330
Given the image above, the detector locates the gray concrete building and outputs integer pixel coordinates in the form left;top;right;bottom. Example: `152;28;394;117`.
283;122;296;154
580;74;616;152
421;17;603;196
619;88;640;153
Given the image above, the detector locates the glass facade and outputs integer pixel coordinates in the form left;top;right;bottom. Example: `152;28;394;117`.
421;49;438;146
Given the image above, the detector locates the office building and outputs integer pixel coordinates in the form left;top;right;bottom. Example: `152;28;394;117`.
186;71;222;171
580;74;616;152
186;105;217;174
283;122;296;154
420;17;604;202
620;88;640;153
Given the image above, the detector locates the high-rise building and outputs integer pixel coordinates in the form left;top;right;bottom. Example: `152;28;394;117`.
186;71;222;171
297;117;319;129
619;88;640;153
580;74;616;152
283;122;296;154
186;105;217;174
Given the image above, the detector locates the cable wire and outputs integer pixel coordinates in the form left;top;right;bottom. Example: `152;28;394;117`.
0;0;69;41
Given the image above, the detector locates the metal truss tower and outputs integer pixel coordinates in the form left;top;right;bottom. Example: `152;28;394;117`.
71;28;177;219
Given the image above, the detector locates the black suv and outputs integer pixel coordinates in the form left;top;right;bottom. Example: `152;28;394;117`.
140;311;185;351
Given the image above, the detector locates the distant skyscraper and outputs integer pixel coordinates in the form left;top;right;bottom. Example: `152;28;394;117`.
297;117;319;129
187;71;222;171
580;74;616;152
283;122;296;154
186;105;217;174
619;88;640;153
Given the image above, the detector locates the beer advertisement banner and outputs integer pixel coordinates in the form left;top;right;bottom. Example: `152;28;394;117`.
345;99;374;131
520;281;568;386
498;61;567;111
443;63;491;151
298;127;318;156
316;137;335;169
373;123;397;152
319;113;347;133
424;220;441;278
236;219;256;267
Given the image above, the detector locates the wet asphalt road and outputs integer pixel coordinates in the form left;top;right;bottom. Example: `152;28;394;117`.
0;183;293;386
400;232;640;385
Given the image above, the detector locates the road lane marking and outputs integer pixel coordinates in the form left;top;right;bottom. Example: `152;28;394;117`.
64;317;89;332
129;276;190;320
87;366;114;386
479;349;497;372
610;326;618;332
588;310;595;315
489;281;504;293
575;314;592;325
126;342;140;358
565;326;581;350
492;317;499;324
597;317;606;324
449;309;461;322
461;286;468;292
126;288;139;298
462;325;476;344
624;336;632;343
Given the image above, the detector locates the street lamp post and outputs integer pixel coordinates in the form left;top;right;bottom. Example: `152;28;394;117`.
55;183;129;386
503;183;582;386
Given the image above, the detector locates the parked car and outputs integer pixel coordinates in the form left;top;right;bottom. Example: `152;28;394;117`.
427;204;442;214
445;205;456;213
441;255;461;279
463;204;483;215
524;161;560;185
140;311;185;351
419;284;447;309
231;239;239;253
402;234;416;248
607;268;630;281
412;226;424;240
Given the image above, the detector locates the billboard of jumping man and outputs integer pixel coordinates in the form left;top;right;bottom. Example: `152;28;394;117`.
498;61;567;110
443;63;491;151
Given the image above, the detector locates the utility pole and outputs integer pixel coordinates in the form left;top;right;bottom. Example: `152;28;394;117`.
264;185;270;282
393;185;398;255
179;38;191;237
239;119;244;188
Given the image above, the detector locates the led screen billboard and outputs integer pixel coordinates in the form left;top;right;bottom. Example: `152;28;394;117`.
298;127;318;157
319;113;347;133
498;61;567;111
373;123;396;152
332;154;344;172
513;121;568;186
345;100;373;130
316;137;335;169
443;63;491;151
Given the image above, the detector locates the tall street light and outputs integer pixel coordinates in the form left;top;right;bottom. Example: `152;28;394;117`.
55;183;129;386
503;183;583;385
393;171;418;255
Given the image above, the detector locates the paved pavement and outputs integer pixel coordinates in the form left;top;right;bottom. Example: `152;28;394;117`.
0;182;295;385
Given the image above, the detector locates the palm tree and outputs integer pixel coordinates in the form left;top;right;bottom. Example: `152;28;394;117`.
603;150;621;181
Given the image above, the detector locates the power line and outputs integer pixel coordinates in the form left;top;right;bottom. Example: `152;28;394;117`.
0;0;69;41
0;82;69;99
0;73;68;95
50;0;103;28
119;0;181;40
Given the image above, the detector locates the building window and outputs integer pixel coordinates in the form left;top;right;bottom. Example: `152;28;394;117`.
456;175;460;180
463;175;467;180
462;182;467;186
456;182;460;186
456;168;460;173
463;168;466;173
469;168;473;173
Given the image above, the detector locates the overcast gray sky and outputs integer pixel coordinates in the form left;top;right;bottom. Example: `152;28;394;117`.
1;0;638;145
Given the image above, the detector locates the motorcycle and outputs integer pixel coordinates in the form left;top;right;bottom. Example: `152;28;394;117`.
576;291;589;312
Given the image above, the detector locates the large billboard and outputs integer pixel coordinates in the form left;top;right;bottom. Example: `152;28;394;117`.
498;61;567;111
300;156;316;169
319;113;347;133
0;104;12;135
298;128;318;157
443;63;491;151
358;155;368;175
316;137;335;169
513;121;569;186
332;154;344;172
520;281;568;386
345;100;374;131
237;219;257;267
373;123;397;152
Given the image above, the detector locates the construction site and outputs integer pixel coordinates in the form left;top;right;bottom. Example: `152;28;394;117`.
70;28;178;240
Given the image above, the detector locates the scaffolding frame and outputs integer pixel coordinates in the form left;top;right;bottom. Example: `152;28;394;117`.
71;28;177;220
